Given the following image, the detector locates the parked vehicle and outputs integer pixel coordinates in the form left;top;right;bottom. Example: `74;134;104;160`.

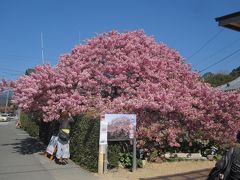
7;113;15;120
0;114;10;122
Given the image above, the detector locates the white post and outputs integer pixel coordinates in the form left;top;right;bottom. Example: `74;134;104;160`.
78;32;81;44
5;90;9;113
41;32;45;64
98;115;108;174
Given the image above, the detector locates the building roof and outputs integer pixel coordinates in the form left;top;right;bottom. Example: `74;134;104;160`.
215;11;240;32
218;76;240;91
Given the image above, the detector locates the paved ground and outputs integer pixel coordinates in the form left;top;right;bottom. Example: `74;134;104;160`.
139;168;211;180
0;121;99;180
0;120;212;180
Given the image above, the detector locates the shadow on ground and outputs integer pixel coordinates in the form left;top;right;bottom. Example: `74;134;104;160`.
139;168;211;180
2;137;45;155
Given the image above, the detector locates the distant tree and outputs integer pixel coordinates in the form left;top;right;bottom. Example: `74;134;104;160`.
230;66;240;78
203;73;233;87
202;66;240;87
201;72;214;79
25;68;35;76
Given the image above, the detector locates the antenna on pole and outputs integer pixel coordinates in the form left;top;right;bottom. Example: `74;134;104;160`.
78;32;81;44
41;32;45;64
5;89;10;114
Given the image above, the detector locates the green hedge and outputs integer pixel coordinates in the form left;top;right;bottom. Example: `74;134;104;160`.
20;113;59;143
70;113;100;172
20;112;142;172
39;121;59;145
108;144;121;168
20;113;39;137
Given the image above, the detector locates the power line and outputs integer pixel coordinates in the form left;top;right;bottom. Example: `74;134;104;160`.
0;67;23;73
0;53;54;64
188;29;224;59
1;53;36;59
196;37;240;66
199;48;240;73
0;73;21;79
78;32;81;44
0;71;22;76
0;58;37;62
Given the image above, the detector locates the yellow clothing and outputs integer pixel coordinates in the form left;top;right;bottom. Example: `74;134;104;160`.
62;129;70;134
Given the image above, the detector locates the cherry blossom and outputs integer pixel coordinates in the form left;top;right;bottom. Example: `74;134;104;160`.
10;30;240;148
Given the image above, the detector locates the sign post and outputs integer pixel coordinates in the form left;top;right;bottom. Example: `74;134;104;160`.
132;138;137;172
105;114;137;172
98;114;137;174
98;145;105;174
98;115;108;174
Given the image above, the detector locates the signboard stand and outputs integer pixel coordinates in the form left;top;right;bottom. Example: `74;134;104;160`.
98;115;108;174
98;145;103;174
132;138;137;172
98;114;137;174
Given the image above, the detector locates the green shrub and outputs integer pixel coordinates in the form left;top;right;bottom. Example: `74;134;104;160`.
70;112;100;172
137;159;144;168
20;113;59;143
149;148;159;162
108;144;121;168
39;120;59;145
119;152;133;168
20;113;39;137
108;141;144;169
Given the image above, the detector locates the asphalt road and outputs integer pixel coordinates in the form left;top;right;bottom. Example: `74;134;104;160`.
0;121;98;180
0;120;56;180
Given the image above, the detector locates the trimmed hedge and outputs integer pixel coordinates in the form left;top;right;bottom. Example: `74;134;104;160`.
70;113;100;172
19;112;101;172
20;113;59;144
39;121;59;145
20;113;39;137
19;112;144;172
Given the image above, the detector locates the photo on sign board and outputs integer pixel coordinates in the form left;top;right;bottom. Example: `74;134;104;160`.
105;114;136;140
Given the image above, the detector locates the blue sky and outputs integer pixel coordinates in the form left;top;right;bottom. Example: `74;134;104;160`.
0;0;240;80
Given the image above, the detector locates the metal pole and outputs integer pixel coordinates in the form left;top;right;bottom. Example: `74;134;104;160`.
78;32;81;44
132;138;137;172
5;90;9;113
41;32;45;64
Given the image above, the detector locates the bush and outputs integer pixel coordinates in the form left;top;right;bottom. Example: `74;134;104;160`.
108;141;145;169
20;113;59;143
20;111;100;172
70;112;100;172
20;113;39;137
108;144;121;168
39;120;59;145
119;152;133;168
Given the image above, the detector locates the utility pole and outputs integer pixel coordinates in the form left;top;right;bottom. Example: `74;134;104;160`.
5;90;9;113
78;32;81;44
41;32;45;64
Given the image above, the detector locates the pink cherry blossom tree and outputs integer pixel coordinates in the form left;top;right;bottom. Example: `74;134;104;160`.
11;30;240;149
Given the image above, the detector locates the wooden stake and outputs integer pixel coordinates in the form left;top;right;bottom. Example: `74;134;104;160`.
98;145;104;174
